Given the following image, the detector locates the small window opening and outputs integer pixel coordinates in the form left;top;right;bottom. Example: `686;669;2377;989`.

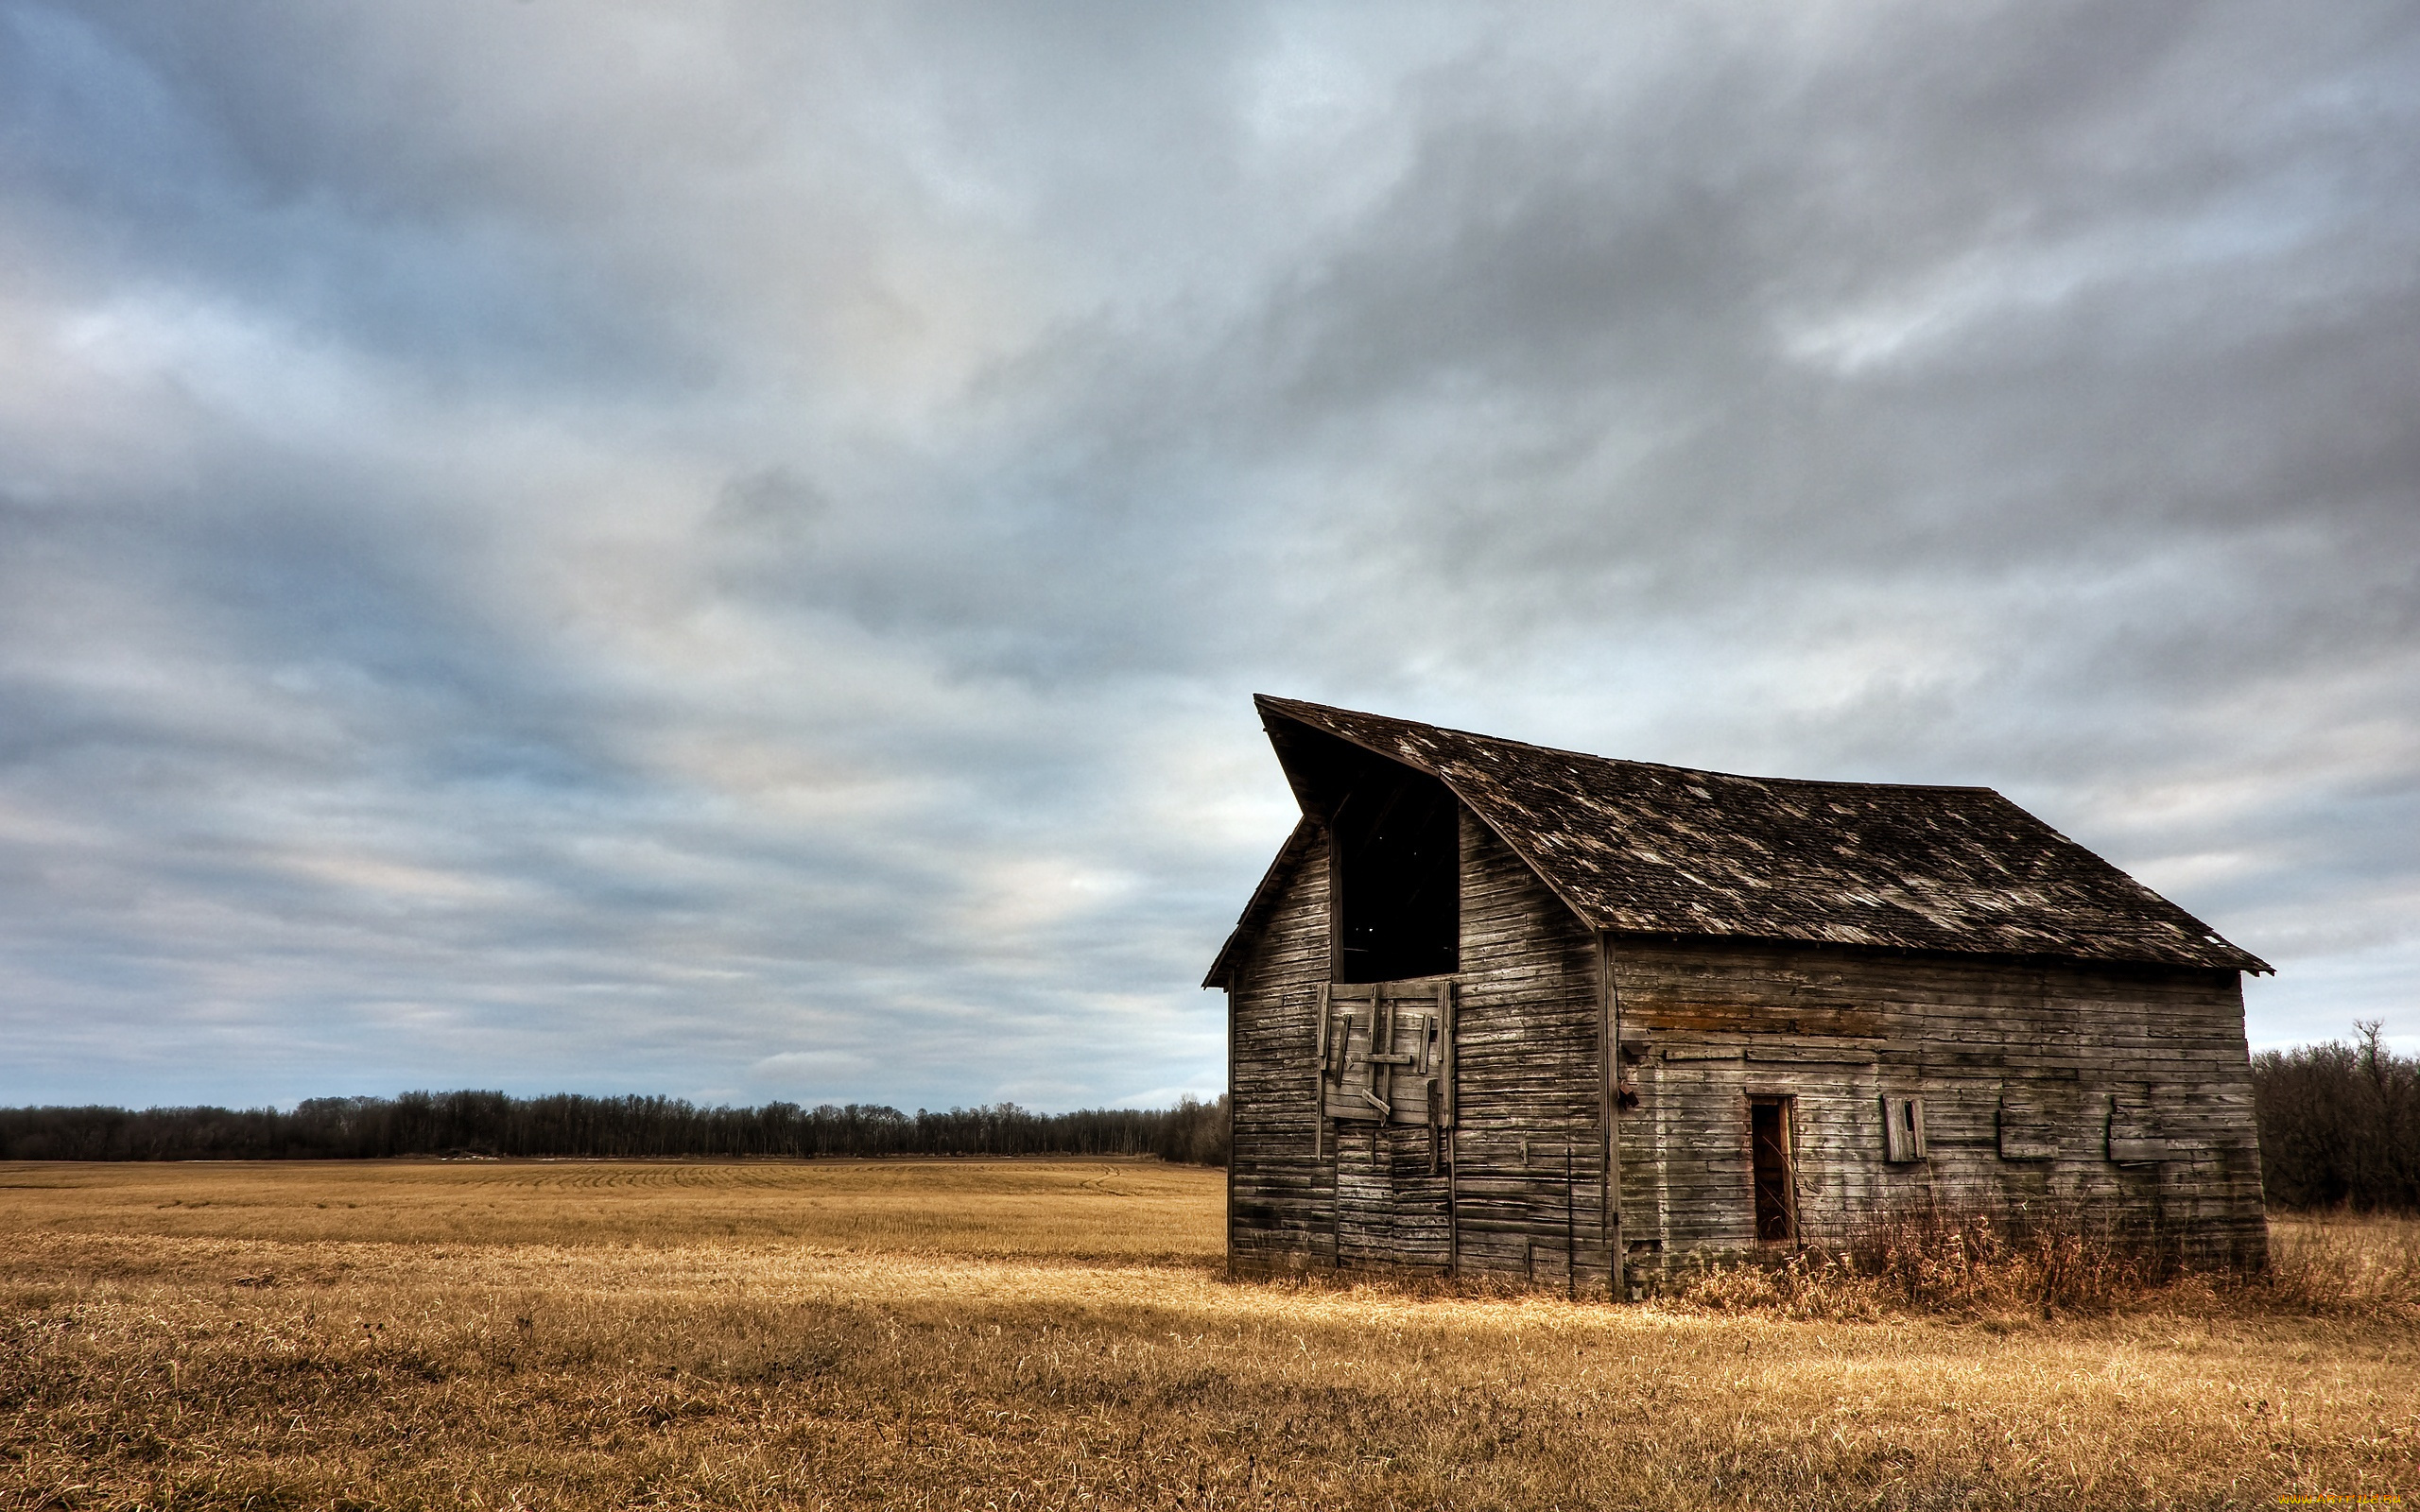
1882;1095;1927;1163
1750;1097;1796;1244
1332;767;1458;983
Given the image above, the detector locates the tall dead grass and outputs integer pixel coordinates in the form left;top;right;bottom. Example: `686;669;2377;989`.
2;1161;2415;1510
2265;1211;2420;1316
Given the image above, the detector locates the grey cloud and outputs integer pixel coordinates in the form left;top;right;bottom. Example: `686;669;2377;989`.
0;0;2413;1110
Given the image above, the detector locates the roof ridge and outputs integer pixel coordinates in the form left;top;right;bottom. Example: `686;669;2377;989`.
1256;694;2000;796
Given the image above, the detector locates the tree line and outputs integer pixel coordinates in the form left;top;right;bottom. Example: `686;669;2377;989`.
4;1021;2412;1208
2253;1022;2418;1211
0;1091;1231;1167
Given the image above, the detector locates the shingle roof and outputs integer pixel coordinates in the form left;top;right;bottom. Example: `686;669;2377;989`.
1208;696;2267;984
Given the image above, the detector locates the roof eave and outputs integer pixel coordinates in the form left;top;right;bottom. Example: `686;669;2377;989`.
1201;816;1320;989
1594;923;2271;975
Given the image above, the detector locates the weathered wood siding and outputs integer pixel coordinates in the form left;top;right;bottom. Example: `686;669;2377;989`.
1227;828;1334;1271
1609;938;2266;1273
1226;809;1612;1285
1450;812;1609;1290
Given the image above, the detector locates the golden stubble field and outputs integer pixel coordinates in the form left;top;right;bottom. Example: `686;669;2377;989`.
2;1160;2413;1510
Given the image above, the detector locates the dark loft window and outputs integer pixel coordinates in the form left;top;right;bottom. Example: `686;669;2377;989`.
1332;766;1459;984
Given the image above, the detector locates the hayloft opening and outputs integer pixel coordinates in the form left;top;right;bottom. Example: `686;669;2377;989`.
1330;765;1460;984
1259;713;1461;986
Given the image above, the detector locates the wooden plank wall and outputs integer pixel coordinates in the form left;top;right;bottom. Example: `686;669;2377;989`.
1227;829;1335;1272
1451;813;1611;1292
1609;939;2267;1274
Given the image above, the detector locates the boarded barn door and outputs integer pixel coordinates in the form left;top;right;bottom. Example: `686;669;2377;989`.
1321;980;1455;1271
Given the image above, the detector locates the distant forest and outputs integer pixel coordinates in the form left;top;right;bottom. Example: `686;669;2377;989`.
0;1091;1231;1167
2254;1022;2418;1211
3;1025;2413;1208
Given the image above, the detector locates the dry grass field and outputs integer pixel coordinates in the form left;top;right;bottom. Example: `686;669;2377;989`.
2;1160;2414;1510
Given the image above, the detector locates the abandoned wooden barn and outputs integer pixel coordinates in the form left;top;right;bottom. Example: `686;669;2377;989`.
1207;696;2272;1295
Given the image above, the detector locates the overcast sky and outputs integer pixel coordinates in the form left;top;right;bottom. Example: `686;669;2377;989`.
3;1;2415;1112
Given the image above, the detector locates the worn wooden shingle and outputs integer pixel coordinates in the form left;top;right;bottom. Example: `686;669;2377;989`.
1210;695;2266;980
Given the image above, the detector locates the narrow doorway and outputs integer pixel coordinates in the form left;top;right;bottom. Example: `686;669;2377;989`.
1749;1097;1795;1244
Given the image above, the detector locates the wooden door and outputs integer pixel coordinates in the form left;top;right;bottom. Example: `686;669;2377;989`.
1750;1097;1796;1244
1321;980;1455;1271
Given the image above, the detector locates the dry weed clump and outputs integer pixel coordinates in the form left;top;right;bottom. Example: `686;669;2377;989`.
2;1161;2415;1510
1662;1203;2420;1326
1666;1204;2187;1321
